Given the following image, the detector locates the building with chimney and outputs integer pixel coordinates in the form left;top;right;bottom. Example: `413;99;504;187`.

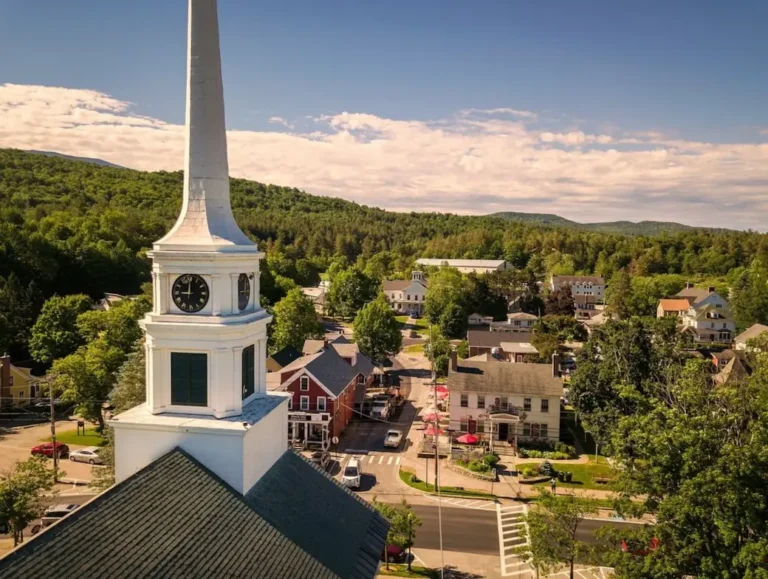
0;2;387;577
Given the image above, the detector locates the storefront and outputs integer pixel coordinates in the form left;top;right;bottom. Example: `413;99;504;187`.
288;412;331;449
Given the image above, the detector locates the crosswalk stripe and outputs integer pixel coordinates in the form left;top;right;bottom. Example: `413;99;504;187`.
387;456;393;465
378;455;385;464
395;457;401;465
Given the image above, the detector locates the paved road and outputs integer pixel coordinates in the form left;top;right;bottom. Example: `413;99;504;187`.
410;504;500;555
577;518;645;544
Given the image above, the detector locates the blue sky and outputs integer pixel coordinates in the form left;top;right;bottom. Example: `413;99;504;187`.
1;0;767;228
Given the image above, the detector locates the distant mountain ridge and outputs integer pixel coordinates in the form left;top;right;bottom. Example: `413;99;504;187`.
489;211;722;235
27;150;124;169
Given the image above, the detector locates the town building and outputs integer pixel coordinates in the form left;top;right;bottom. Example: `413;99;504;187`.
550;275;605;299
672;286;735;343
301;285;328;315
0;2;387;575
468;312;495;326
0;355;41;409
734;323;768;351
415;258;510;274
489;312;538;332
279;341;374;447
382;271;427;315
656;298;692;319
447;353;563;452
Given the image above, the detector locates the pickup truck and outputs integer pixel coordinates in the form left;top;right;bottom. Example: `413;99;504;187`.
370;397;392;420
383;430;403;448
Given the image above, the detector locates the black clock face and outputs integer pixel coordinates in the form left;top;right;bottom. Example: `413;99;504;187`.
238;273;251;311
172;274;209;313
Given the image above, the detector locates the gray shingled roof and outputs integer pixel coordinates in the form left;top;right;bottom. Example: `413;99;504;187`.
467;330;533;349
448;360;564;396
282;346;360;397
247;452;388;579
0;449;388;579
735;323;768;344
270;345;302;368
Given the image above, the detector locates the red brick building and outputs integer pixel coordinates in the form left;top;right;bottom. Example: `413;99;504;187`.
278;344;374;448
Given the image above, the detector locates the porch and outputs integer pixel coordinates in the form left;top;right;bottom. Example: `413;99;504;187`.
288;412;331;450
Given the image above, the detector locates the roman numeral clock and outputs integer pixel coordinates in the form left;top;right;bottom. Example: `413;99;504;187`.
172;274;210;312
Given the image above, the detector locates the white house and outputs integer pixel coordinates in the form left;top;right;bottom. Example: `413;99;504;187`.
677;286;735;343
734;323;768;350
416;258;510;274
550;275;605;299
489;312;538;333
382;271;428;315
447;353;563;451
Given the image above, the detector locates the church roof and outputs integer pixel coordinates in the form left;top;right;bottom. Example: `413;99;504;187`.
0;449;388;579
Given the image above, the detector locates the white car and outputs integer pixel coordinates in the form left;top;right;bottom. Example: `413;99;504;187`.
384;429;403;448
341;457;362;489
69;447;103;465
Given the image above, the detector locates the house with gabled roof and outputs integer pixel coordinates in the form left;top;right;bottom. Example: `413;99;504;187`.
734;323;768;351
382;271;427;315
278;345;375;447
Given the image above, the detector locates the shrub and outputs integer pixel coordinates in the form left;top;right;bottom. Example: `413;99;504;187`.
410;474;420;483
521;467;537;478
467;460;491;473
483;454;500;468
518;449;572;460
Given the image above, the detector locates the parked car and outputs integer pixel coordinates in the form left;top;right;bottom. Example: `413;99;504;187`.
341;457;362;489
69;447;103;465
384;429;403;448
41;504;79;528
310;450;331;470
31;442;69;459
380;544;407;563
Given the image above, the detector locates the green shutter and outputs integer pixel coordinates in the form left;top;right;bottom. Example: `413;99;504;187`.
242;345;255;399
171;353;208;406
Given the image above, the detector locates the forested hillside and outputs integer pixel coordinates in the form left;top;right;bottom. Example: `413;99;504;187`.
490;211;707;236
1;147;767;360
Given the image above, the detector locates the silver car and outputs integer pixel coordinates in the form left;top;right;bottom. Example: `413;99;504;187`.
69;447;103;465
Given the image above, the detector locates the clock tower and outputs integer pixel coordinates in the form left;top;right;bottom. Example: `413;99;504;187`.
110;0;286;494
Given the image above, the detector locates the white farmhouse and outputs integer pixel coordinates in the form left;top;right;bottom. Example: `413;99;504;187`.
447;353;563;452
676;285;735;343
416;258;510;274
550;275;605;299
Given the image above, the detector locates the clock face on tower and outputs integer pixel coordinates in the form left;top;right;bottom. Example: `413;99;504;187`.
238;273;251;311
172;274;209;313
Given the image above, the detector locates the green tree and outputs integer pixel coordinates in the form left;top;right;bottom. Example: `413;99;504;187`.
0;273;42;359
518;491;597;578
605;269;633;319
270;288;323;352
353;296;402;365
424;267;468;324
327;267;379;320
29;294;93;364
731;259;768;330
456;339;469;359
438;301;468;339
424;325;451;378
110;345;146;413
371;497;422;571
544;284;575;316
0;457;56;546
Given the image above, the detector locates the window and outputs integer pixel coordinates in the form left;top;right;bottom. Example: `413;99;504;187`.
514;321;520;327
30;384;37;398
476;422;485;433
541;399;549;413
540;424;548;438
523;423;530;437
242;345;255;399
523;398;532;412
300;396;310;411
460;418;468;432
477;395;485;409
500;396;508;409
317;397;326;411
300;376;309;391
357;374;366;385
531;423;541;437
171;353;207;406
288;397;292;410
407;294;411;301
460;393;469;407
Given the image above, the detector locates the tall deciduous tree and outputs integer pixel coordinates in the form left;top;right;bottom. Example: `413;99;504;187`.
605;269;633;319
0;457;56;546
327;267;379;320
353;296;402;364
371;497;422;571
424;267;469;324
438;301;468;339
519;491;596;578
29;294;93;364
544;284;575;316
424;325;451;377
270;288;323;352
110;345;146;413
731;259;768;330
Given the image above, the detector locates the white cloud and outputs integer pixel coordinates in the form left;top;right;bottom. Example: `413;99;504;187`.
2;83;768;230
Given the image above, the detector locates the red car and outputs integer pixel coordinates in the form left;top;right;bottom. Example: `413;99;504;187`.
31;442;70;459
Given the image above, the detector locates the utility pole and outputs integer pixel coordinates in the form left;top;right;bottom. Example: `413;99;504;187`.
48;375;58;483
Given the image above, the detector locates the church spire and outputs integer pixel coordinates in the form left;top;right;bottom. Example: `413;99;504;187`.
155;0;255;252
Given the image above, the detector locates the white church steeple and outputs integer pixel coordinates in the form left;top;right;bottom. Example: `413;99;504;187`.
110;0;287;495
155;0;255;252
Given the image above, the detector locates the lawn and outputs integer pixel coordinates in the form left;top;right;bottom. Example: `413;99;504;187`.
403;344;424;354
398;468;496;499
46;427;107;447
378;564;440;578
396;316;430;332
517;459;616;490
